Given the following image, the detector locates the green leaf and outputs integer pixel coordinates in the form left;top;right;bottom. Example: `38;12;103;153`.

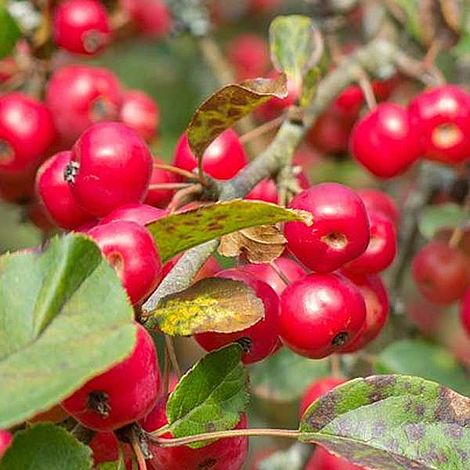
418;203;467;240
167;344;249;448
0;7;21;59
374;339;470;396
250;348;328;402
187;74;287;159
146;200;312;263
300;374;470;470
0;424;92;470
269;15;318;87
153;277;264;336
0;234;136;428
299;67;321;108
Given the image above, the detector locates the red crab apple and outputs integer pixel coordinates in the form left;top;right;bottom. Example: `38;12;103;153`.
142;397;248;470
351;103;421;178
408;85;470;164
0;430;12;458
305;446;365;470
279;273;366;359
0;93;56;174
88;220;162;305
238;256;306;295
100;203;166;226
195;269;280;364
284;183;370;273
344;210;397;274
45;65;122;144
356;188;399;226
66;122;152;217
144;157;179;208
119;90;159;142
227;34;269;80
173;129;248;180
36;151;94;230
61;323;160;431
412;241;470;305
299;377;345;417
89;432;133;468
405;295;444;337
53;0;111;55
339;272;389;352
120;0;172;38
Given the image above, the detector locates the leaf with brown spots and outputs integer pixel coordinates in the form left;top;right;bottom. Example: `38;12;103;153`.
299;374;470;470
187;74;287;159
166;344;248;449
146;200;312;263
153;277;264;336
218;224;286;263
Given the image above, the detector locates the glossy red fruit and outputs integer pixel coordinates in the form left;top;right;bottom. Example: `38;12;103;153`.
307;108;354;156
305;447;365;470
248;0;281;14
142;397;248;470
100;203;166;226
280;273;366;359
245;170;309;204
351;103;421;178
238;257;306;295
356;188;399;226
88;220;162;304
460;289;470;337
339;272;389;352
195;269;280;364
45;65;122;144
284;183;370;273
412;241;470;305
62;323;160;431
53;0;111;55
36;151;93;230
144;158;178;208
0;430;12;458
299;377;345;417
173;129;248;180
120;0;172;38
344;211;397;274
406;295;444;337
119;90;159;142
408;85;470;164
89;432;133;468
27;200;57;232
0;93;56;174
0;167;36;203
67;122;152;217
29;405;68;424
227;34;269;80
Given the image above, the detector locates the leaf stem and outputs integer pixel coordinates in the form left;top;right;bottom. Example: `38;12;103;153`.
148;428;300;447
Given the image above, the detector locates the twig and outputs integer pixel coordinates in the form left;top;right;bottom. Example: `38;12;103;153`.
165;335;182;378
148;428;300;447
240;116;284;144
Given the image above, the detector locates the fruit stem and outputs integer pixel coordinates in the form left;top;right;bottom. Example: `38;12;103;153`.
130;430;148;470
356;69;377;109
240;116;284;144
165;335;182;378
148;428;300;447
269;261;291;286
330;354;342;379
152;163;198;181
148;183;194;191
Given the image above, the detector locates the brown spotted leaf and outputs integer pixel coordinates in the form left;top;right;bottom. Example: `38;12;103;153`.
300;374;470;470
153;277;264;336
187;74;287;159
146;200;312;263
218;225;286;263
